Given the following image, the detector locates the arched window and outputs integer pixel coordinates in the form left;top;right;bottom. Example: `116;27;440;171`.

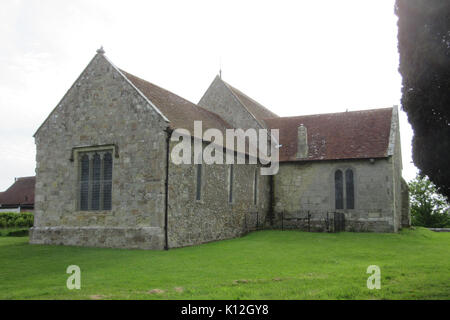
80;154;90;211
345;169;355;209
335;168;355;210
335;170;344;209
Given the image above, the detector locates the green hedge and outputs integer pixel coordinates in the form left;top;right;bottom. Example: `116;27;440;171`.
0;212;34;228
6;229;29;237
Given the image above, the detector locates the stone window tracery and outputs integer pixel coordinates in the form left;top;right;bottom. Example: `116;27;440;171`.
78;150;113;211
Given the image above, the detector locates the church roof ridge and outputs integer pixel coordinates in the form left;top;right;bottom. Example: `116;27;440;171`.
120;69;232;134
264;107;394;162
222;80;279;118
264;107;394;120
215;78;279;128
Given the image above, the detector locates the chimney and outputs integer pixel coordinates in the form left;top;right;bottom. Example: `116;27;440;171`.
296;124;308;159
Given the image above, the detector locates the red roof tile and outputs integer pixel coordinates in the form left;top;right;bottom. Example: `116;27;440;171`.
264;108;393;162
121;70;232;134
0;176;35;206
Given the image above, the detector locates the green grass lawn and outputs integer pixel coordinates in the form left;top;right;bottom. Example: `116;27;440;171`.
0;228;449;300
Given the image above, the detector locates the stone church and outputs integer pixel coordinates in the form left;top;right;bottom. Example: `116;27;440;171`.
29;49;410;250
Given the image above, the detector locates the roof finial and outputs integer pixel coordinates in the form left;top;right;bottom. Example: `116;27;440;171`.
96;46;105;55
219;56;222;79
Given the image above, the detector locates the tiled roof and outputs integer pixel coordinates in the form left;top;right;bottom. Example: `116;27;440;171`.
0;176;35;206
222;81;279;122
121;70;232;134
264;108;393;162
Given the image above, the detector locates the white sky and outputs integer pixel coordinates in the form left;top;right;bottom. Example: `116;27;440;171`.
0;0;417;191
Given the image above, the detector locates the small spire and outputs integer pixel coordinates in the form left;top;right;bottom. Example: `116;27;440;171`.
219;68;222;79
96;46;105;55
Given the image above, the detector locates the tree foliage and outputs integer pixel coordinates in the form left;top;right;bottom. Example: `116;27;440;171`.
395;0;450;198
408;175;450;228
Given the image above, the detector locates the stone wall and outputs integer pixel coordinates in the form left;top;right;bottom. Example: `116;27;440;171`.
272;159;398;232
198;76;264;130
30;54;169;249
392;114;405;231
30;52;409;251
401;178;411;228
167;140;271;248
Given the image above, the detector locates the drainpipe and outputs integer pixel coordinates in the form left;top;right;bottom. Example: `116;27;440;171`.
269;174;274;226
164;127;173;251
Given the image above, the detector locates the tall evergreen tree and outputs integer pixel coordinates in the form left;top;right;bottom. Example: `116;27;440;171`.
395;0;450;198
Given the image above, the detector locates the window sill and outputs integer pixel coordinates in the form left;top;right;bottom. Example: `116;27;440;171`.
75;210;113;215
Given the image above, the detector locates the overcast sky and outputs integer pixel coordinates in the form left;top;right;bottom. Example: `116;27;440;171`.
0;0;417;191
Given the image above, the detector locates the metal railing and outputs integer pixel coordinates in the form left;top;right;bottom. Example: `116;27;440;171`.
280;210;345;233
243;211;262;234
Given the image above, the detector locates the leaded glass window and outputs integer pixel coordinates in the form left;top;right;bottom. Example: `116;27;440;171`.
335;168;355;210
80;154;90;211
91;154;101;210
78;150;113;211
335;170;344;209
103;152;113;210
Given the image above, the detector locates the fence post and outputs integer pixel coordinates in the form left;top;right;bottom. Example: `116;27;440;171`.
282;212;284;231
307;211;310;232
332;212;335;233
256;211;259;230
326;212;329;232
343;212;345;232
